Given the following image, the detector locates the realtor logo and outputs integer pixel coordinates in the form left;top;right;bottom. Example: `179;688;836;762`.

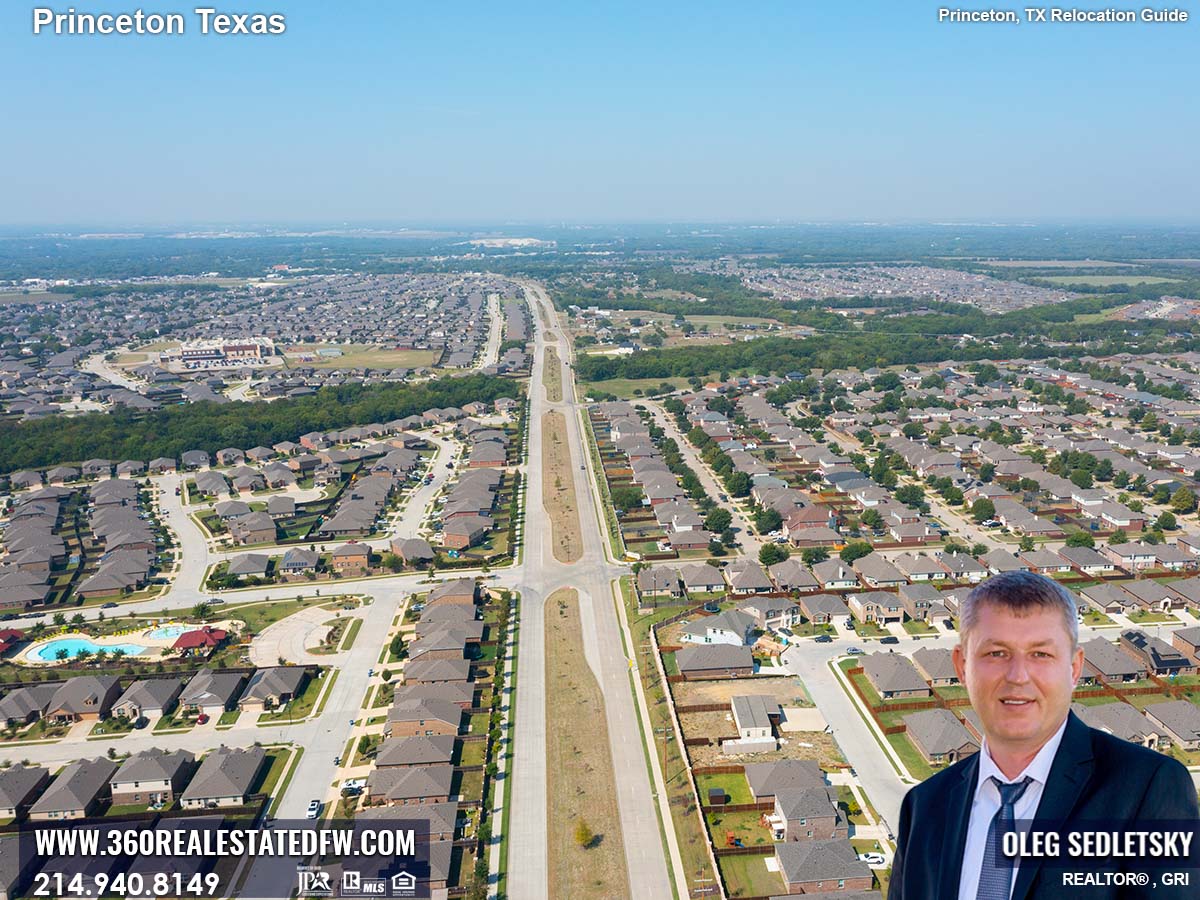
297;868;333;897
341;870;386;896
390;870;417;897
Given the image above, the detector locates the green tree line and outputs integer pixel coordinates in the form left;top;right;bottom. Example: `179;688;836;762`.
0;374;521;473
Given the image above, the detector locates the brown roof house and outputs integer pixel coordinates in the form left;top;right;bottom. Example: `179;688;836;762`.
29;758;118;821
110;749;195;806
180;746;266;809
674;644;754;680
237;667;309;713
44;676;121;723
902;708;979;765
861;653;931;700
774;839;873;894
0;765;50;819
1144;700;1200;751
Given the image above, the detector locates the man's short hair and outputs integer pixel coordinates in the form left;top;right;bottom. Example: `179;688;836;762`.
960;571;1079;648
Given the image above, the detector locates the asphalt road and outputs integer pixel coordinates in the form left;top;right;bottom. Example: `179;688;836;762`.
505;281;674;900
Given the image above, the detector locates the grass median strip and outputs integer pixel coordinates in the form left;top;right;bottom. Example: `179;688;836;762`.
546;589;630;900
542;411;583;564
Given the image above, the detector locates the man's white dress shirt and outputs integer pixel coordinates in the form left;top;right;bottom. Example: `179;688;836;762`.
957;716;1069;900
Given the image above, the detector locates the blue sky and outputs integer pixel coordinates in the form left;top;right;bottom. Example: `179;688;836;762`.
2;1;1197;224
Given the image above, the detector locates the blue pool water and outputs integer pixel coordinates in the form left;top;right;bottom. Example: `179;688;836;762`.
145;624;189;640
27;638;148;662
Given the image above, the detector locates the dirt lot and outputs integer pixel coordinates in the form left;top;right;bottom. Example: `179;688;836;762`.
673;676;812;707
687;729;846;769
542;412;583;563
546;589;630;900
543;346;563;402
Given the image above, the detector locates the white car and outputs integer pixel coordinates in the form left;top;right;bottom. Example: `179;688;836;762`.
305;800;322;819
859;852;886;866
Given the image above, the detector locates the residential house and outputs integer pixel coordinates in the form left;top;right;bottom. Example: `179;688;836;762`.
111;678;183;720
237;667;309;713
1144;700;1200;751
1119;629;1196;676
774;840;873;895
1081;637;1146;683
179;671;245;716
674;644;754;680
44;676;121;723
179;747;265;809
29;758;118;820
861;653;931;699
110;749;195;806
0;765;49;819
903;708;979;765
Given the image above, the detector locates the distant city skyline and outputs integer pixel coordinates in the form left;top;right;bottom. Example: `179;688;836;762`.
2;1;1196;224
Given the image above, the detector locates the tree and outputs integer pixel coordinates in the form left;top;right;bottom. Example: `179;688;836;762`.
759;543;789;567
381;552;403;573
1064;532;1095;548
574;819;595;849
610;486;644;511
1069;469;1093;490
1109;529;1129;546
70;613;85;628
389;634;406;661
1171;487;1197;514
52;612;66;627
192;601;212;619
704;507;732;534
1156;511;1178;531
801;546;829;566
754;508;783;534
970;498;995;524
979;462;996;483
839;541;873;564
725;471;752;498
1018;535;1035;552
860;509;883;530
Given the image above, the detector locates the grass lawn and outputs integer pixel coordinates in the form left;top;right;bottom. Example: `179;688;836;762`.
228;596;326;634
353;734;383;768
852;621;890;638
339;618;363;651
886;733;935;781
253;749;291;798
453;768;484;803
218;709;241;726
1082;610;1117;627
837;785;870;825
545;589;630;900
706;809;773;847
718;851;784;899
695;772;753;806
902;620;935;635
283;345;438;370
89;718;136;738
456;740;487;768
265;747;304;817
580;373;721;401
933;684;970;702
1128;610;1180;624
543;412;583;564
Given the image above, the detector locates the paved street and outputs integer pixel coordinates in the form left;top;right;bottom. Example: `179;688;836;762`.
506;281;674;900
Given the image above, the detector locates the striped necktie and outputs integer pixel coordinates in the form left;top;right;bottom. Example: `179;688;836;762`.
976;775;1033;900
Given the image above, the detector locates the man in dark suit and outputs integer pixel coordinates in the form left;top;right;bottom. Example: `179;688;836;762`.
889;571;1198;900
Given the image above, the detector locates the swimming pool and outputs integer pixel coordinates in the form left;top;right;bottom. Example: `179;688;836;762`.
26;638;148;662
144;624;189;640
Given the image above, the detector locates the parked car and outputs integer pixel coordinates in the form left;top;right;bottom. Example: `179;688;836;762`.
880;636;900;645
846;646;864;655
306;800;322;819
196;713;210;725
102;602;119;609
814;634;833;643
859;852;886;866
778;628;793;637
208;597;225;605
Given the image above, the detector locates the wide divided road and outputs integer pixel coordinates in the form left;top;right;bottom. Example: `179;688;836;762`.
506;282;673;900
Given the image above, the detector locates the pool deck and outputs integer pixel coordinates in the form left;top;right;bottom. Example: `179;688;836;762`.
20;619;241;665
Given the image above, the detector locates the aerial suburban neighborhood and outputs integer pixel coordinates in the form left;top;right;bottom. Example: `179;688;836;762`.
3;225;1200;900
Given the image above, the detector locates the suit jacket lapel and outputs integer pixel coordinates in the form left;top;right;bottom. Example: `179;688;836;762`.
939;752;980;900
1012;713;1094;900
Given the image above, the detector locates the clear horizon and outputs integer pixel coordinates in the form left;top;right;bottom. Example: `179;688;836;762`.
2;1;1197;224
